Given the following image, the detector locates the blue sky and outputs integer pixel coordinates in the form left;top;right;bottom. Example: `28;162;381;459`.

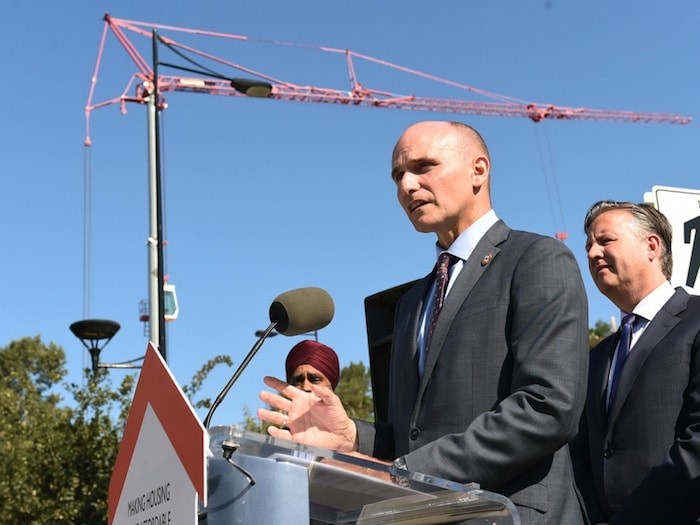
2;1;698;427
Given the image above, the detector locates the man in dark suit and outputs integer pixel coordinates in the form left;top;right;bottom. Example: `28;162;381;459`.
259;121;590;524
571;200;700;524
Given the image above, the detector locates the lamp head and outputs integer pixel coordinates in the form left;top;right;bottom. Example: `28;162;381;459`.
230;78;273;98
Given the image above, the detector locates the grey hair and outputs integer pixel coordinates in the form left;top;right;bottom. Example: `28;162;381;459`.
583;200;673;279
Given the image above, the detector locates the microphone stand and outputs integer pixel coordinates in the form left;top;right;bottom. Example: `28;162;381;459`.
199;322;278;521
202;321;277;429
197;288;332;521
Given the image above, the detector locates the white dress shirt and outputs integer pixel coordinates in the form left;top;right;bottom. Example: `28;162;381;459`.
417;210;499;375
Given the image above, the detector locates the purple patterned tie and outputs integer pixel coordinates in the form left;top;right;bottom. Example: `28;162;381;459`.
419;252;455;376
608;313;637;412
426;252;455;349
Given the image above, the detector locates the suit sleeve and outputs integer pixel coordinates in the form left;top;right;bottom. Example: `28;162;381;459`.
355;418;393;459
401;237;590;488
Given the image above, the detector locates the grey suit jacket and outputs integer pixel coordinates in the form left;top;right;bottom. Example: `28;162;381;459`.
571;288;700;525
357;220;589;525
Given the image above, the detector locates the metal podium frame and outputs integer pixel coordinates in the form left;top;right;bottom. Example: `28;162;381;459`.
202;427;520;525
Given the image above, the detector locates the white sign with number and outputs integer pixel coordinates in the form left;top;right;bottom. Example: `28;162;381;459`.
644;185;700;295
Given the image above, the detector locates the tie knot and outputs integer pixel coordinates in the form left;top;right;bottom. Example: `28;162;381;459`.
621;313;637;328
437;252;455;269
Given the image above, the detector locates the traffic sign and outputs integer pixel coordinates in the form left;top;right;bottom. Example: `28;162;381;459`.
644;185;700;295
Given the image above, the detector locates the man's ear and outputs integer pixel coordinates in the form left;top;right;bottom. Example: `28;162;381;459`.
646;234;662;261
471;155;489;188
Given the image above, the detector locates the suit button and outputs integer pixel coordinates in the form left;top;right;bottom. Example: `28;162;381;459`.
603;448;613;459
410;428;420;440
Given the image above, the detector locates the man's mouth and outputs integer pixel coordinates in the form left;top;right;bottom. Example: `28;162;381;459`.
594;264;611;275
409;200;428;213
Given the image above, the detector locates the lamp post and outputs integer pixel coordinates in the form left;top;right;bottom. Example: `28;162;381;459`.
69;318;147;372
148;32;167;361
69;319;121;373
147;30;273;361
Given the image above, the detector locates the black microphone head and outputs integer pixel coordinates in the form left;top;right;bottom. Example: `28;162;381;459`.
269;287;334;336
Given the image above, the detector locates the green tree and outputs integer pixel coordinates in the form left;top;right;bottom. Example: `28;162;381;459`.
0;336;232;524
63;369;135;524
589;319;613;349
0;336;133;524
182;354;233;412
241;405;268;434
336;361;374;421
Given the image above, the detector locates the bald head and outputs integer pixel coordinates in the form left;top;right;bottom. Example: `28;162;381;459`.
391;121;492;247
393;120;489;161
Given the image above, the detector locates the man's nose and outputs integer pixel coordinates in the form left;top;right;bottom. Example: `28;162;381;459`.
301;379;312;392
399;171;420;193
587;243;601;260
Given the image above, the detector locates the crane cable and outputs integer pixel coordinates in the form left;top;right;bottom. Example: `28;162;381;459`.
533;122;568;241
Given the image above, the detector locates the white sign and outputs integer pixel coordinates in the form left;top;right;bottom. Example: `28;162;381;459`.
113;405;196;524
644;185;700;295
109;344;207;525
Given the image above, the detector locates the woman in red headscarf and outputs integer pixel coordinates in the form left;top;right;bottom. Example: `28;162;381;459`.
285;340;340;392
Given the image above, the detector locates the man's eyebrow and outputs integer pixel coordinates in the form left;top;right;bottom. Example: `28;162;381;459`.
407;157;436;170
391;157;431;178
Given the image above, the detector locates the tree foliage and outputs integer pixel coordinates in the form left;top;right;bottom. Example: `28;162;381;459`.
181;354;233;411
241;405;268;435
589;319;613;349
0;336;133;524
336;361;374;421
0;336;231;524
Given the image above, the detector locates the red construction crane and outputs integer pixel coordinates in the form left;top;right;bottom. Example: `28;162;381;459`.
83;14;691;349
85;13;691;146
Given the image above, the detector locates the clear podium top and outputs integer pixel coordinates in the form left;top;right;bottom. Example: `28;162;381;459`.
209;426;520;525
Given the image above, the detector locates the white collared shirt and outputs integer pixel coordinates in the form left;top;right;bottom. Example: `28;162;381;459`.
417;210;499;375
626;280;675;346
607;280;675;403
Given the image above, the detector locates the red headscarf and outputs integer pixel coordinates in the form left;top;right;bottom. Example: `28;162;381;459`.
285;340;340;390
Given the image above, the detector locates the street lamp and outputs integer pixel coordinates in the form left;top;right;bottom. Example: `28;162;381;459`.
69;319;121;373
69;318;146;373
147;30;273;361
229;78;273;98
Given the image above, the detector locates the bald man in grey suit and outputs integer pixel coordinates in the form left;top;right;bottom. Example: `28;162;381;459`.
259;121;590;525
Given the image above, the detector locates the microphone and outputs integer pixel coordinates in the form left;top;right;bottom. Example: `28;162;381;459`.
269;286;334;335
202;287;335;429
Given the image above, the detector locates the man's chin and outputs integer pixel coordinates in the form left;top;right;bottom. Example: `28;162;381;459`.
410;216;437;233
413;225;438;236
594;275;617;295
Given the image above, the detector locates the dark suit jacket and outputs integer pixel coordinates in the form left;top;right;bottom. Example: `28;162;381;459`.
570;288;700;524
357;220;590;525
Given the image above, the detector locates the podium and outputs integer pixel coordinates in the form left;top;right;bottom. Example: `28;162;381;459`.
108;345;519;524
203;427;520;525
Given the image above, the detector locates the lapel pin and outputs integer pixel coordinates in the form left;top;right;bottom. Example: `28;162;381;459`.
481;253;493;267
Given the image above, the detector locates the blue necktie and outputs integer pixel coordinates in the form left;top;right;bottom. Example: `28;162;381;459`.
608;313;637;412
